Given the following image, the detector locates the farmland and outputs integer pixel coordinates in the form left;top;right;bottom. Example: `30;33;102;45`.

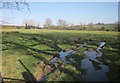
1;29;120;82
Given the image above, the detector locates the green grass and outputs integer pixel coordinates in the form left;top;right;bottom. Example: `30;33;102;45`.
2;29;119;81
2;54;39;79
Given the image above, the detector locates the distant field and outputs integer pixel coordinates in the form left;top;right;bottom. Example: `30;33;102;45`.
1;29;120;81
2;29;118;35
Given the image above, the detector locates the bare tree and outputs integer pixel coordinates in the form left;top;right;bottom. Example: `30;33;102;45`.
57;19;63;26
57;19;68;27
44;18;53;28
23;19;36;29
23;19;41;29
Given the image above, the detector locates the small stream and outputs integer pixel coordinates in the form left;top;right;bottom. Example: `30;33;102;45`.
47;42;109;81
49;44;86;64
48;50;75;65
81;42;109;81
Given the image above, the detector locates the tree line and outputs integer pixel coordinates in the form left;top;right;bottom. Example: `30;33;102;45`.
23;18;118;31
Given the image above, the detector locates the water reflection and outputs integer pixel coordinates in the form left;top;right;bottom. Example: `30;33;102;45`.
81;42;109;81
48;43;86;64
47;42;109;81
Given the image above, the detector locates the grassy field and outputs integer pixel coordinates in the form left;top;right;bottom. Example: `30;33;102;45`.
1;29;120;81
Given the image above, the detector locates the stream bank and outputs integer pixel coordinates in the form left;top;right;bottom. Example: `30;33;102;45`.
38;42;109;81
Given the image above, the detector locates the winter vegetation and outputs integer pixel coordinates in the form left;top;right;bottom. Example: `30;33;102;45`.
0;1;119;82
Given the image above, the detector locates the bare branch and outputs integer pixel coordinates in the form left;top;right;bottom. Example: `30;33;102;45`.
0;0;30;24
0;0;30;13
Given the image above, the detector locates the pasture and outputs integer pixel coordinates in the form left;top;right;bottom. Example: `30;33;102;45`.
1;29;120;81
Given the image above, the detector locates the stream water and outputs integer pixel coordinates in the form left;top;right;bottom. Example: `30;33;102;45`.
49;43;86;64
47;42;109;81
49;49;77;64
81;42;109;81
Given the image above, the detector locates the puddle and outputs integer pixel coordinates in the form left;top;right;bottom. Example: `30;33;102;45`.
81;42;109;81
